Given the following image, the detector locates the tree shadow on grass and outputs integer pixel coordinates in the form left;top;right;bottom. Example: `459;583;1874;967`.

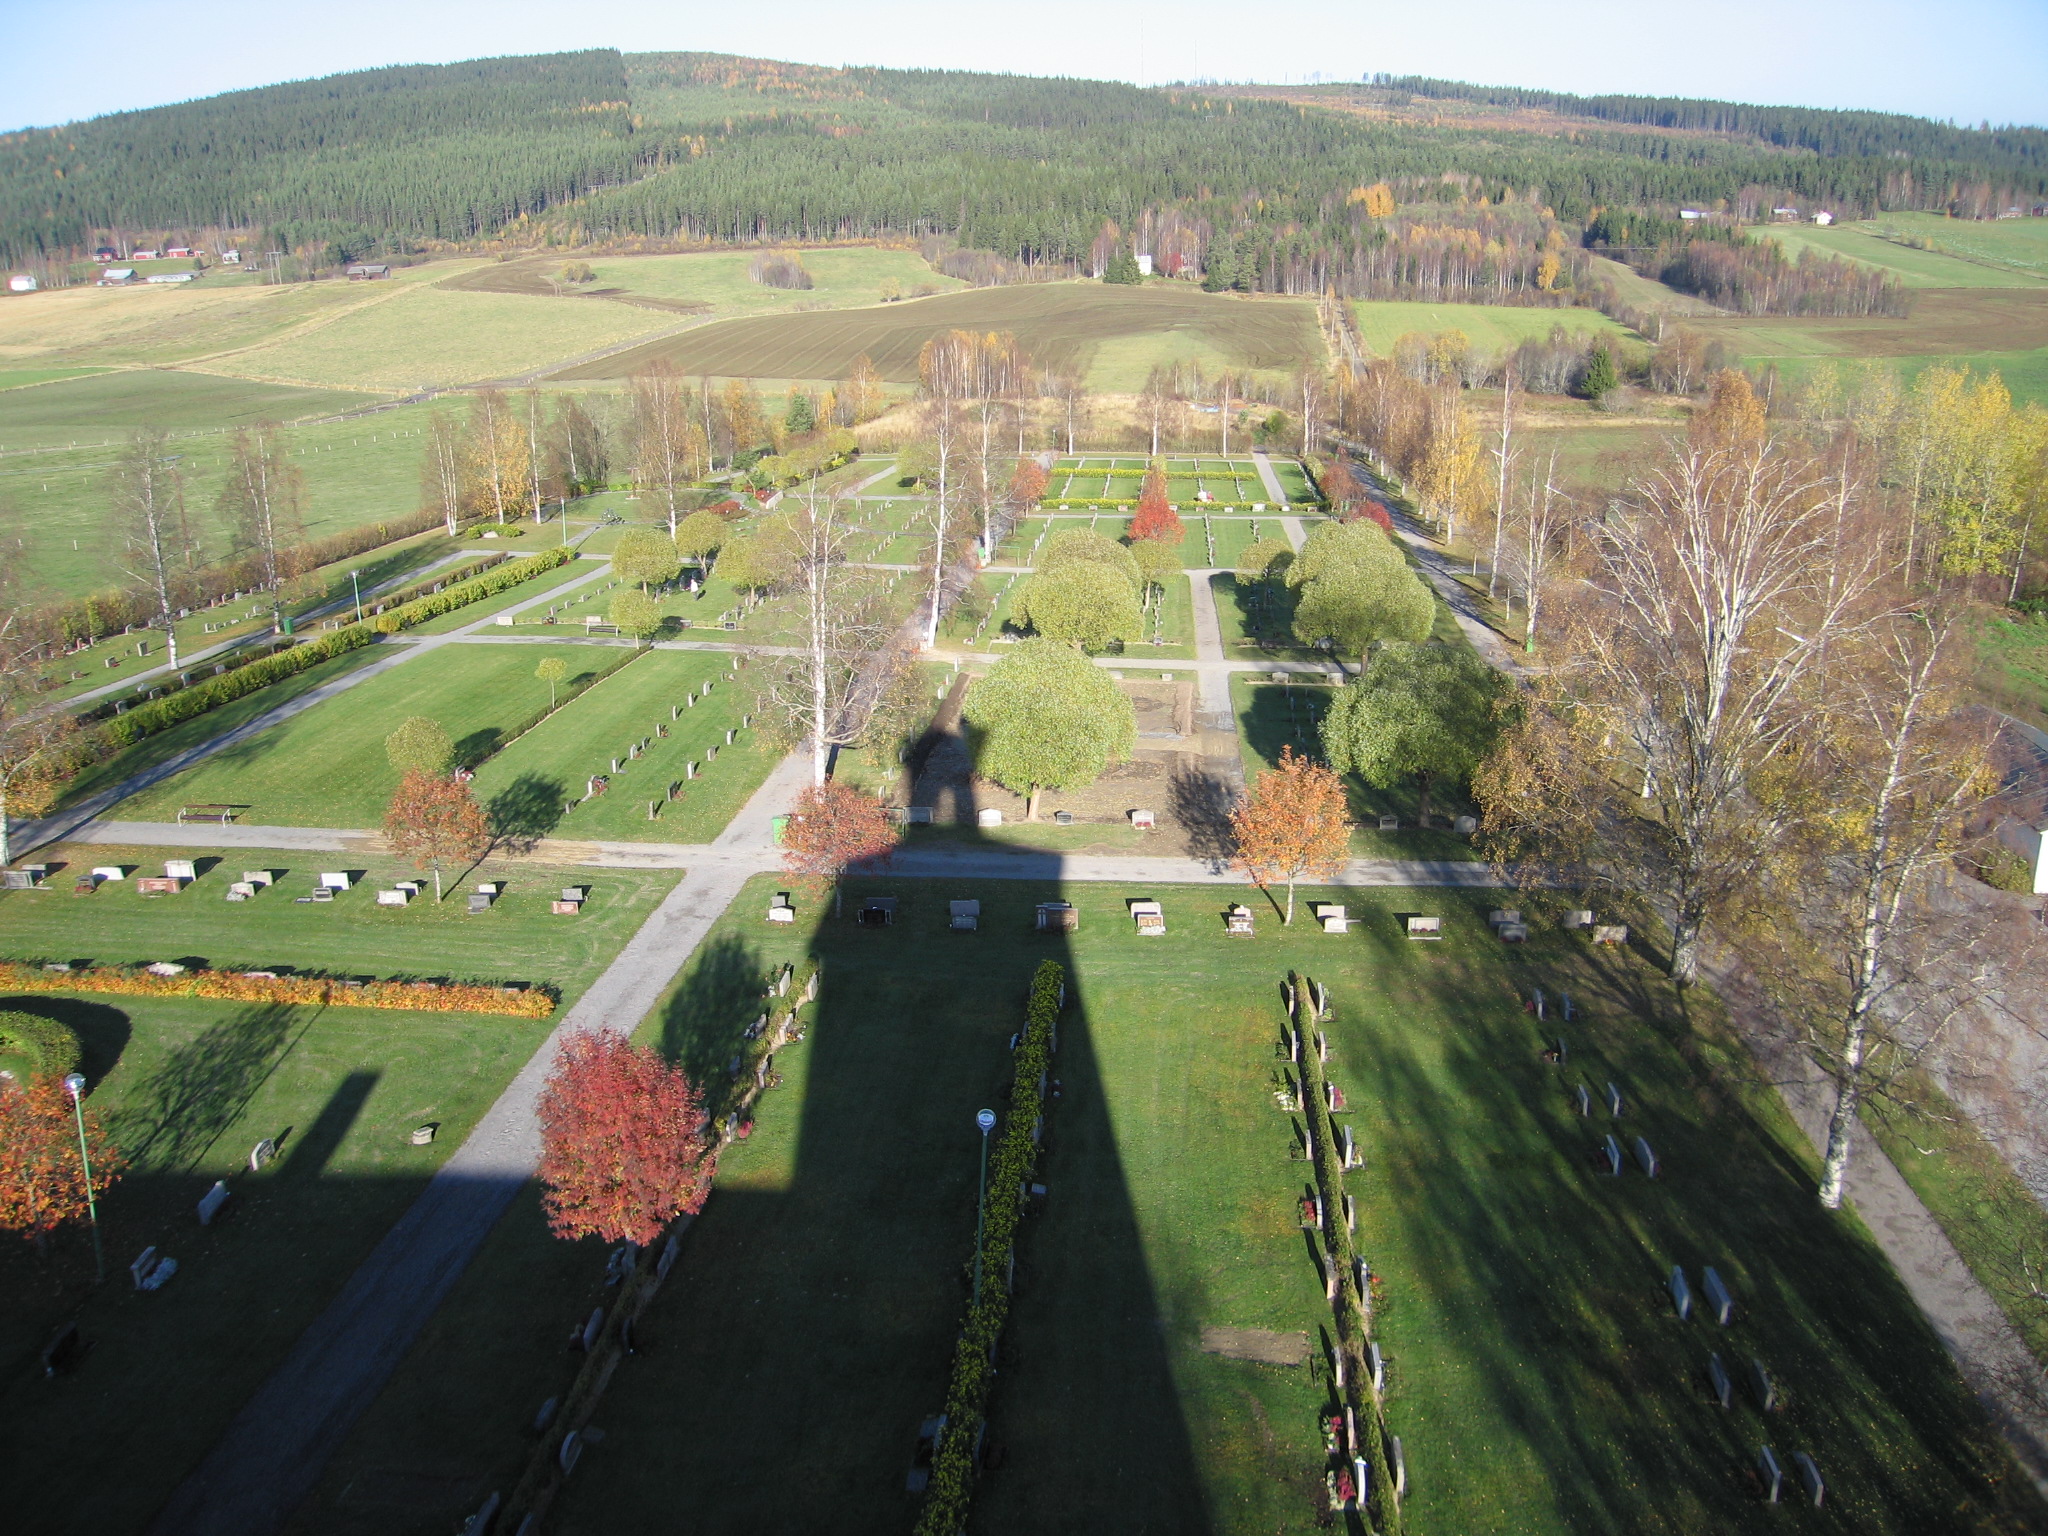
114;1003;310;1174
652;929;768;1118
486;773;567;851
1167;759;1237;866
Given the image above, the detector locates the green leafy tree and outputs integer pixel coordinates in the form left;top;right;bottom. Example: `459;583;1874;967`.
964;639;1136;819
385;715;453;778
1321;642;1507;824
1579;344;1618;401
536;655;568;709
1129;538;1182;603
1104;247;1143;284
612;526;683;592
1285;521;1402;590
784;390;817;436
1292;562;1435;657
1013;563;1147;651
609;588;664;646
1235;537;1294;585
673;510;728;565
1038;527;1141;591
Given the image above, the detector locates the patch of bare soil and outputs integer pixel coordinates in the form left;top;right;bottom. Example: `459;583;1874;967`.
1199;1326;1310;1366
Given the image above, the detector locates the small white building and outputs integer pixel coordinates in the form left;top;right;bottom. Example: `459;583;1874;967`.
145;271;196;284
1679;209;1705;221
1136;252;1154;275
1812;211;1834;226
99;267;135;285
1772;207;1800;220
345;263;391;280
131;249;159;260
221;249;241;264
6;274;36;293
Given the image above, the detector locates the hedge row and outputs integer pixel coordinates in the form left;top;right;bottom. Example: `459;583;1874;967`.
0;961;556;1018
97;623;380;747
369;552;509;612
371;547;576;633
915;959;1064;1536
0;1009;83;1080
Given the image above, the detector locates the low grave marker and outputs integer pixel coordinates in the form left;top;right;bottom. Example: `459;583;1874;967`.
1405;915;1441;940
1606;1081;1624;1117
1749;1357;1775;1411
1593;924;1630;945
135;876;181;896
1702;1267;1734;1325
1793;1452;1824;1506
1369;1340;1385;1392
1669;1265;1692;1321
249;1138;277;1171
130;1246;159;1289
197;1180;231;1225
1575;1083;1591;1116
1708;1352;1732;1408
1603;1135;1622;1176
1758;1445;1783;1503
1635;1137;1659;1178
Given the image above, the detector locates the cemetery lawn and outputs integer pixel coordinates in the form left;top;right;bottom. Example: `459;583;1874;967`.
0;856;681;1536
343;875;2035;1536
117;641;627;828
471;648;781;844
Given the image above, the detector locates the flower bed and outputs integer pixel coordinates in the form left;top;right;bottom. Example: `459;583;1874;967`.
0;960;556;1018
915;959;1063;1536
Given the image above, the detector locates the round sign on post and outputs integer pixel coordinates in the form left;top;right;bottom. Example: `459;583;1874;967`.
977;1109;996;1134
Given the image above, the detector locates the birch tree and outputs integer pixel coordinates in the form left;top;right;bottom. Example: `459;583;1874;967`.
422;409;465;535
631;363;701;536
218;425;304;634
111;427;190;669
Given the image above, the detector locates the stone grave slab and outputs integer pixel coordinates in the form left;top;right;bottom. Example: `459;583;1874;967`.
1758;1445;1782;1503
1702;1267;1734;1325
1635;1137;1659;1178
197;1180;231;1225
1708;1351;1732;1408
1669;1265;1692;1320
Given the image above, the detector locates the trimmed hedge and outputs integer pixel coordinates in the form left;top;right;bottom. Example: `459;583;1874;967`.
0;962;555;1018
372;547;575;633
915;959;1063;1536
97;623;380;747
0;1009;82;1081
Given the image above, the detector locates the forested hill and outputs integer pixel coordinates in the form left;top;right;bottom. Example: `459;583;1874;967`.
2;49;2043;272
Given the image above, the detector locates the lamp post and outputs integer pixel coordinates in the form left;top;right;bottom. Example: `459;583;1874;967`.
60;1073;104;1283
972;1108;996;1306
351;569;363;624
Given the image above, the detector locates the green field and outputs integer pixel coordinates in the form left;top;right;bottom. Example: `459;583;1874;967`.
118;642;613;828
470;647;781;843
1973;612;2048;733
0;365;115;391
303;873;2042;1534
0;369;375;447
0;854;682;1536
0;278;378;371
554;282;1324;391
211;283;675;393
1351;300;1637;357
538;245;962;315
1758;224;2048;290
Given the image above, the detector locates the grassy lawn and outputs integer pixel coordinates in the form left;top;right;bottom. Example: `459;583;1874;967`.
1351;300;1638;356
118;642;612;828
0;854;679;1535
297;874;2037;1535
59;641;399;809
1972;612;2048;733
402;557;604;633
1758;223;2048;289
1213;571;1325;662
471;648;781;844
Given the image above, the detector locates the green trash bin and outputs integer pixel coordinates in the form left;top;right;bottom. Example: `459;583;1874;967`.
280;613;295;637
771;815;789;847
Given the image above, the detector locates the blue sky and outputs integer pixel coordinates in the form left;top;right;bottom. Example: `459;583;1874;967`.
1;0;2042;130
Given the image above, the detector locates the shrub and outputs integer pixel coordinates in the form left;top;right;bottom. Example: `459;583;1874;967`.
0;1010;81;1082
0;962;555;1018
372;547;574;633
97;623;379;747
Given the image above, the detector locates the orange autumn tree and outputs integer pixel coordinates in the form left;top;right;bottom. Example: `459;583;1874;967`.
1230;745;1351;924
0;1080;122;1256
1128;461;1184;544
783;780;898;915
538;1032;713;1245
1008;457;1049;510
383;768;491;902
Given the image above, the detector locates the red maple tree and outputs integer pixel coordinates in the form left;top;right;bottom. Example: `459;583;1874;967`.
383;769;491;900
1008;458;1049;508
1128;462;1184;544
1319;456;1363;513
1230;746;1352;924
0;1080;122;1255
783;781;897;911
537;1032;714;1245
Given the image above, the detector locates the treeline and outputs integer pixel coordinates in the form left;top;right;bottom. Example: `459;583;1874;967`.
9;50;2045;290
1651;239;1909;316
0;51;658;264
1369;74;2048;173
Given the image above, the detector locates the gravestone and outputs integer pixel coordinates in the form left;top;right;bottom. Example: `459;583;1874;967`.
1555;1036;1567;1062
1497;921;1529;942
1405;915;1441;940
580;1307;605;1351
1454;815;1477;835
1702;1267;1734;1325
1593;924;1629;946
1391;1436;1407;1497
1708;1352;1733;1408
1575;1083;1591;1117
1670;1266;1692;1321
1635;1137;1659;1178
725;729;735;745
1341;1125;1357;1168
469;892;493;915
1322;1251;1337;1299
320;872;351;890
1369;1340;1385;1392
1758;1445;1782;1503
225;883;253;901
410;1125;436;1145
249;1138;277;1171
558;1431;582;1474
977;807;1002;827
130;1246;159;1290
242;870;273;887
1603;1135;1623;1176
1749;1357;1775;1411
1530;987;1546;1020
460;1492;501;1536
1344;1193;1356;1232
657;1232;682;1280
197;1180;231;1225
91;866;124;881
1378;815;1399;831
376;889;410;906
686;762;697;779
1793;1452;1824;1506
1606;1082;1624;1117
1489;909;1522;927
164;859;197;881
705;744;718;761
135;876;180;896
2;870;37;890
1561;993;1575;1022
